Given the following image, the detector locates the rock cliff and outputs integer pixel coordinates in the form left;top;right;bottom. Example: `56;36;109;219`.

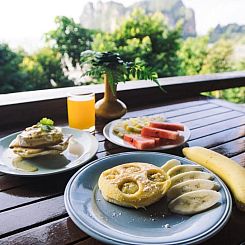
80;0;196;38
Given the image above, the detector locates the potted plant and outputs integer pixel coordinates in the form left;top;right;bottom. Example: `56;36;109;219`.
80;50;163;120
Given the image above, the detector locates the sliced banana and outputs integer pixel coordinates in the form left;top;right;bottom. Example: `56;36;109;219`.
168;189;222;215
162;159;181;172
170;171;214;187
167;165;203;177
167;179;220;201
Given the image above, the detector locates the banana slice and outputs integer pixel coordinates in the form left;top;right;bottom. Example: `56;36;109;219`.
162;159;181;172
167;179;220;201
168;189;222;215
167;165;203;177
170;171;214;187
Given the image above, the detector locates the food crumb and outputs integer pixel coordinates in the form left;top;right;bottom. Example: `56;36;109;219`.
164;224;171;228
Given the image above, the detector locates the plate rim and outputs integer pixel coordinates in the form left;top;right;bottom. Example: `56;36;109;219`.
64;151;232;245
103;119;191;151
0;127;98;177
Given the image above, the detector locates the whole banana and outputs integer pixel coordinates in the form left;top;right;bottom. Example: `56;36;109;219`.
183;146;245;212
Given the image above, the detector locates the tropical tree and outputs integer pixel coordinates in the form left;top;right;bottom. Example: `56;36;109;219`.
200;39;233;74
21;47;73;90
92;9;181;77
178;36;209;75
0;43;27;93
46;16;95;66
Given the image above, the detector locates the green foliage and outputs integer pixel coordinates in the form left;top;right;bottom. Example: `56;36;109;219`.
179;37;233;74
39;117;54;126
21;47;73;90
199;39;237;102
178;36;208;75
92;9;181;77
0;43;28;93
46;16;95;66
1;12;243;104
236;60;245;70
203;87;245;104
38;117;55;132
179;37;243;102
221;87;245;104
80;50;162;93
200;39;233;74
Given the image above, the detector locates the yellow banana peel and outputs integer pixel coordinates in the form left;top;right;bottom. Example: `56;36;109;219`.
183;146;245;212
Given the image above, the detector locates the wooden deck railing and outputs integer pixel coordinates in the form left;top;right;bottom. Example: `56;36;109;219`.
0;71;244;131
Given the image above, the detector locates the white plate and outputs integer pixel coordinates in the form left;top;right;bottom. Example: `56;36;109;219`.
0;127;98;176
103;119;191;150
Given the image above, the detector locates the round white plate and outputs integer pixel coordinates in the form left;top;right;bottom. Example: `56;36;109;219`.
103;119;191;150
0;127;98;176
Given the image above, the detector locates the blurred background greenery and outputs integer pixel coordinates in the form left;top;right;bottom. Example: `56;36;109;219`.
0;3;244;103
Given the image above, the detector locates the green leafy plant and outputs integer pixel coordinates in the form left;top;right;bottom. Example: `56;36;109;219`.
38;117;54;132
80;50;163;94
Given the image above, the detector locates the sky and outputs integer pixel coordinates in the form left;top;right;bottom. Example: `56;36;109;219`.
0;0;244;52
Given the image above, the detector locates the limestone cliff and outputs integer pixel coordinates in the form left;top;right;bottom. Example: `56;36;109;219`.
79;0;196;37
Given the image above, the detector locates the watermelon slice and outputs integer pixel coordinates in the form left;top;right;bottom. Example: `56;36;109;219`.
141;126;179;140
123;134;156;150
149;122;184;131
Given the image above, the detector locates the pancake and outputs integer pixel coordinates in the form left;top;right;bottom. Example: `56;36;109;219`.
11;135;71;158
9;125;63;148
98;162;171;208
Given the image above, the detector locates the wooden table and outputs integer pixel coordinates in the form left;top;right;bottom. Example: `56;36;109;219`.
0;95;244;245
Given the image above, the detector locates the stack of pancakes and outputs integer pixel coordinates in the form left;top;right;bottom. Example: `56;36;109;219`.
9;125;71;158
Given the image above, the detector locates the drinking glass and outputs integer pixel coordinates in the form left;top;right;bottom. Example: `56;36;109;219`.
67;93;95;131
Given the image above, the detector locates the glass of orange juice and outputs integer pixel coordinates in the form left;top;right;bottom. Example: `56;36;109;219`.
67;93;95;131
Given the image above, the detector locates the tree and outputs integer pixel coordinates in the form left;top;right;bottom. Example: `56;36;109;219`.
200;39;233;74
46;16;95;66
92;9;181;77
21;47;73;90
178;36;209;75
0;43;28;94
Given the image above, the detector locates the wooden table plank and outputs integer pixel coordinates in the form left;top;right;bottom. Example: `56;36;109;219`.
232;153;245;167
170;107;231;123
0;175;69;212
201;207;245;245
0;217;88;245
189;116;245;140
75;237;105;245
0;124;242;234
0;196;66;237
124;98;209;118
188;125;245;149
0;175;31;191
0;96;244;245
184;110;243;129
211;137;245;158
95;101;216;132
164;103;218;118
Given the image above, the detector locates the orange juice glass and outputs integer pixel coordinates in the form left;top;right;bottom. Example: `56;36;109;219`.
67;93;95;131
